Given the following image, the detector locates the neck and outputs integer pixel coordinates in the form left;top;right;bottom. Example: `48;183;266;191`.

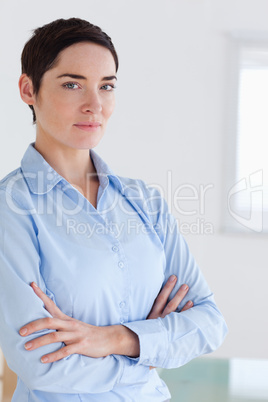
34;136;97;186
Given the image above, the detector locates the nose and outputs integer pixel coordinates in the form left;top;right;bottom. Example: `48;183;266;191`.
81;91;102;114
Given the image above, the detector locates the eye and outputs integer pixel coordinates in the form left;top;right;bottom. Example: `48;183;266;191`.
62;82;80;90
101;84;116;91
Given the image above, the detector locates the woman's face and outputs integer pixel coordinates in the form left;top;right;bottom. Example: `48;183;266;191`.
32;42;117;151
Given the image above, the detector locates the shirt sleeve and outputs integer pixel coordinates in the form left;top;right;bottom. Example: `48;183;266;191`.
123;183;228;369
0;189;149;393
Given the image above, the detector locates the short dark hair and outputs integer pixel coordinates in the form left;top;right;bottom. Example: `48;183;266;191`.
21;18;119;123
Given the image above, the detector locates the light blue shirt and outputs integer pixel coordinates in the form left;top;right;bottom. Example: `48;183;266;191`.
0;144;227;401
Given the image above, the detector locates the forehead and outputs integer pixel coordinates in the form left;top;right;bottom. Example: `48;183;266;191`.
51;42;116;76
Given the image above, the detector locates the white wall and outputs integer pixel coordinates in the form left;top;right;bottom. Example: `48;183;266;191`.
0;0;267;359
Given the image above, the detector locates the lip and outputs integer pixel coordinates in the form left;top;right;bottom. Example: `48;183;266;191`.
74;122;101;132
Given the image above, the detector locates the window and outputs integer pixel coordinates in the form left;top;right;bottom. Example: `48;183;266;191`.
224;35;268;233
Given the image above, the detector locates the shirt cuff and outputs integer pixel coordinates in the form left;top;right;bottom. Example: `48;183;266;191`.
123;318;169;367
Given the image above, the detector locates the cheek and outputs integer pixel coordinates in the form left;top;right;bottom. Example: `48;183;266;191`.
103;97;115;120
48;100;74;125
38;90;74;115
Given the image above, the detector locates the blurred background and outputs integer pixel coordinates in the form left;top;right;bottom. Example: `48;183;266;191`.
0;0;267;400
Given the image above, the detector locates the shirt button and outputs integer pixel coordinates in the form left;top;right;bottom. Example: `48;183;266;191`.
119;301;125;308
118;261;124;269
112;246;119;252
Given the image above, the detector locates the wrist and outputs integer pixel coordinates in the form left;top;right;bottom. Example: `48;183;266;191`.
109;325;140;357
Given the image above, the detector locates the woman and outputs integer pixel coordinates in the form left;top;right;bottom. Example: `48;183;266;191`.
0;18;227;401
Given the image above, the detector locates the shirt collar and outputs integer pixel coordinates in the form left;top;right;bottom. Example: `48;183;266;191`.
21;143;125;195
90;149;125;193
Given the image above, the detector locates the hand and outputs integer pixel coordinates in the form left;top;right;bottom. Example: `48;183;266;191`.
19;282;139;363
147;275;193;370
147;275;193;320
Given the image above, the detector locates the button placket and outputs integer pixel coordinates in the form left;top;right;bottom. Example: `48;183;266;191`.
119;300;129;324
110;242;126;271
112;243;129;323
100;201;130;324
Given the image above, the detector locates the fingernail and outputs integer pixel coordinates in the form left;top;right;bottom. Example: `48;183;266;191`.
187;301;193;307
25;342;32;350
41;356;48;363
168;275;177;282
20;328;27;336
182;284;189;291
32;282;38;288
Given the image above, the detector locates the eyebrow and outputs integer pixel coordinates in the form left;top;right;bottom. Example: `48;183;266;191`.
57;73;117;81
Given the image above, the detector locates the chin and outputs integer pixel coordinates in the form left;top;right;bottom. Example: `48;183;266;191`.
72;138;103;150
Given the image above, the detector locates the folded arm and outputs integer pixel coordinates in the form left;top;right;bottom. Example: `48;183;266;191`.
20;278;192;364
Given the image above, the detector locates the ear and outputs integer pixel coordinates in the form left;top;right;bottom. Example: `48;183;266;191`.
18;74;36;105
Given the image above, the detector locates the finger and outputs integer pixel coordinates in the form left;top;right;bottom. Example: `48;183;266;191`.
161;284;189;317
41;344;76;364
181;300;193;312
19;317;69;337
30;282;66;319
24;331;73;351
147;275;177;319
